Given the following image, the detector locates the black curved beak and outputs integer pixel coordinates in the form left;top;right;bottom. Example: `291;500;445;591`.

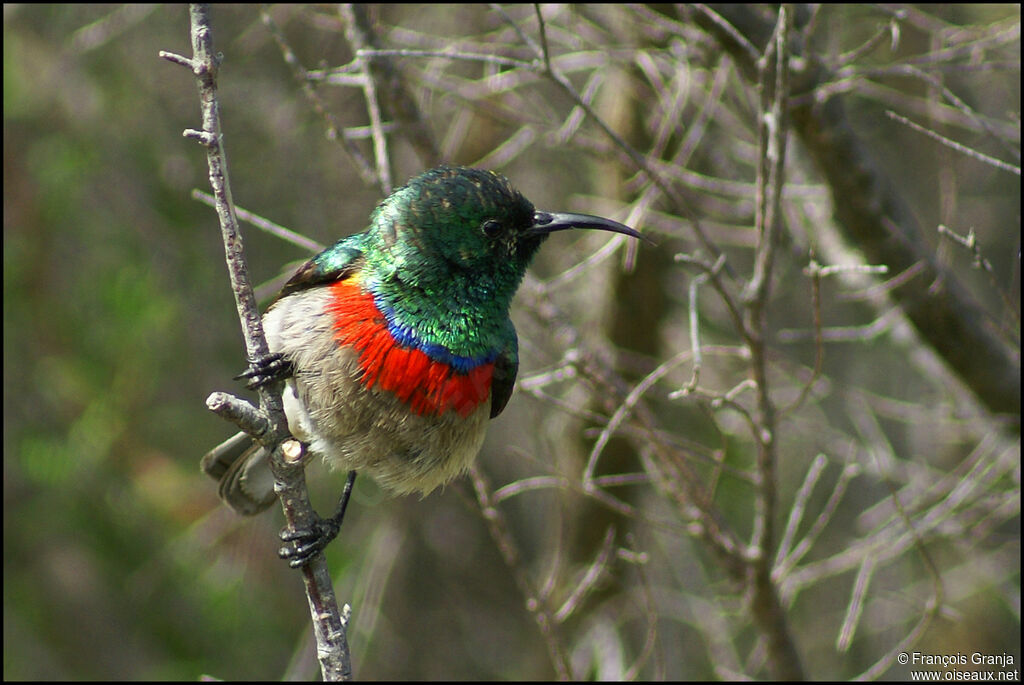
527;211;652;243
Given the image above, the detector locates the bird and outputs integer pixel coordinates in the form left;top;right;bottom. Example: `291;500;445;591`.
201;165;644;566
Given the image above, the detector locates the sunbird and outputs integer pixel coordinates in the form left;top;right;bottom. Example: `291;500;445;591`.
203;165;644;565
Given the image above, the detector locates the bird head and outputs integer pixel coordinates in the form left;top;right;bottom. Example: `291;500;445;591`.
364;166;643;298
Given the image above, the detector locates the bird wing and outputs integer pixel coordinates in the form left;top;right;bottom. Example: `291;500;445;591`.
278;233;367;298
489;321;518;419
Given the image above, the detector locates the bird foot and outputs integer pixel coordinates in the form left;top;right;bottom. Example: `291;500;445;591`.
279;515;342;568
235;352;294;390
277;471;357;568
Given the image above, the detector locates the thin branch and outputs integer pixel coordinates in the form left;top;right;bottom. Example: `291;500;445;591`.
339;4;442;169
835;554;875;652
192;189;325;253
261;7;379;189
352;47;533;70
775;462;860;584
338;5;392;193
741;7;804;680
937;224;1021;337
553;526;616;623
778;256;826;416
468;466;573;679
885;110;1020;176
161;5;351;680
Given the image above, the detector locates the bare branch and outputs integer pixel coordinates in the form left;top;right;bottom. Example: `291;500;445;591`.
162;5;351;680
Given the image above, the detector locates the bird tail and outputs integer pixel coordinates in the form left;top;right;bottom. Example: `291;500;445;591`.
200;432;277;516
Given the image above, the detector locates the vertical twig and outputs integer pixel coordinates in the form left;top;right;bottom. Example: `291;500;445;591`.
743;5;804;681
160;5;352;680
340;3;442;170
468;466;573;680
260;7;379;189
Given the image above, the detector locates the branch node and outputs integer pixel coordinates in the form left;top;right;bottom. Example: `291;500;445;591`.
159;50;194;69
183;128;217;147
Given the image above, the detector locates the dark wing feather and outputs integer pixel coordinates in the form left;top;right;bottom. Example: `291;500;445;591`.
490;324;519;419
278;233;367;299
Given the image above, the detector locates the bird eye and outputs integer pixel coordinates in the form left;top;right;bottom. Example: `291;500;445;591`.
481;219;502;237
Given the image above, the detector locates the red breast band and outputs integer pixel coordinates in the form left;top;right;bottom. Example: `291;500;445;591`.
327;279;493;417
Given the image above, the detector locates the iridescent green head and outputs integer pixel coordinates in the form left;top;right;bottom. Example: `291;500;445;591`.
363;165;641;304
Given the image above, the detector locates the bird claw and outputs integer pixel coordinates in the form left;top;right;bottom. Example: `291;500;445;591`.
235;352;294;390
277;472;356;569
278;515;342;568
